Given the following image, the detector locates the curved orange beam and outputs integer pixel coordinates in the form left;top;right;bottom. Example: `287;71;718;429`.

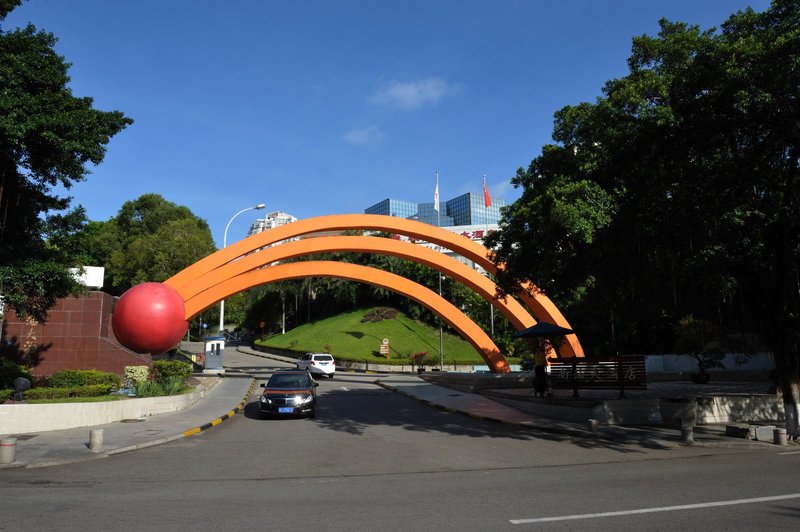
183;261;510;373
172;235;536;331
165;214;583;357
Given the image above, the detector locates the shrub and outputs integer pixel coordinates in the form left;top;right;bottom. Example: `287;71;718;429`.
0;389;13;402
124;365;150;385
23;384;111;400
49;369;121;389
0;358;33;389
153;360;192;384
135;379;163;398
161;375;189;395
411;351;438;367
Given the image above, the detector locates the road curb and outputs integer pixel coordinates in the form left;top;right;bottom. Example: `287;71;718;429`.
181;377;256;438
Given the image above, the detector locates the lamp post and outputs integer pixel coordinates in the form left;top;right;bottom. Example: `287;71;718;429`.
219;203;266;334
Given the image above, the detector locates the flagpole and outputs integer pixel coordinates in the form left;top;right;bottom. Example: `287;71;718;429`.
436;171;444;370
483;175;494;337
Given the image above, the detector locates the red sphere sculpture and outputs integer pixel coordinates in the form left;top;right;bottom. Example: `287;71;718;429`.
112;282;188;354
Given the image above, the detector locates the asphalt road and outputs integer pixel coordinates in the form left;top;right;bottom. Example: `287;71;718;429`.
0;350;797;531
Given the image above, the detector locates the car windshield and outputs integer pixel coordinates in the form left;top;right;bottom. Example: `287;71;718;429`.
313;355;333;361
267;374;311;388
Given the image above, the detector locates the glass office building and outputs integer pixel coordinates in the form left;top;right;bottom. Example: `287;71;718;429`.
365;192;504;228
364;199;418;220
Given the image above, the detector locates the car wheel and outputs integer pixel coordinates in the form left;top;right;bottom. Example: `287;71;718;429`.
308;409;316;419
328;374;334;379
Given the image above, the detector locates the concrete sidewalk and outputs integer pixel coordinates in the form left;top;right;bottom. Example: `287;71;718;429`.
1;375;255;469
375;374;781;449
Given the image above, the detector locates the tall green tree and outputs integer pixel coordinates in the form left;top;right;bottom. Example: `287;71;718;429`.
486;0;800;438
82;194;217;295
0;1;132;321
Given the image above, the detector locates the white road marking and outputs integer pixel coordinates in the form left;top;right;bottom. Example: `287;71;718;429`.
509;493;800;524
778;450;800;455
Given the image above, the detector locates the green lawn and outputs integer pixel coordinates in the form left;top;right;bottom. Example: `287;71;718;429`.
255;307;491;365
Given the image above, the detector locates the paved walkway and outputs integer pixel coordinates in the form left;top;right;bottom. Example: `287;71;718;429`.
1;375;255;469
374;375;779;449
1;347;791;469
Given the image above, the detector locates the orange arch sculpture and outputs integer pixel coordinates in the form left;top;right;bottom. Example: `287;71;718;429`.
182;261;509;373
165;214;584;357
174;235;536;331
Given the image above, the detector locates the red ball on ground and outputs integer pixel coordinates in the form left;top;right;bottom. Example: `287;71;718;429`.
112;282;188;354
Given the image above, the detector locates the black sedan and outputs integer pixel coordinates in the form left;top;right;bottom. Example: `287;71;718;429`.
258;370;318;419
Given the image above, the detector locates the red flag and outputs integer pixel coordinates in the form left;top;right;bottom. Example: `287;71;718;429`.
482;176;491;207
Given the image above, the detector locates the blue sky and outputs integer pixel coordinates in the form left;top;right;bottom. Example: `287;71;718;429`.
6;0;772;247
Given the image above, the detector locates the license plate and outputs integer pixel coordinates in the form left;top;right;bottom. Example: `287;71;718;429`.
278;407;293;414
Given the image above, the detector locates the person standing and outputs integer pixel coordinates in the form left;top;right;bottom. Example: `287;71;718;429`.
533;349;548;398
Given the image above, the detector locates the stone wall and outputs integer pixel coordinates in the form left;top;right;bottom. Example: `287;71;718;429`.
1;291;152;376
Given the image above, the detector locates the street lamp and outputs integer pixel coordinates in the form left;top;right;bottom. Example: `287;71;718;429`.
219;203;266;334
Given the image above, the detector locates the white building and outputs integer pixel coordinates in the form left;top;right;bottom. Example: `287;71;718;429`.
248;211;298;236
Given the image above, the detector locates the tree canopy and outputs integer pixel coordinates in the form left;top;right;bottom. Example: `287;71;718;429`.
0;1;132;320
486;0;800;432
81;194;217;295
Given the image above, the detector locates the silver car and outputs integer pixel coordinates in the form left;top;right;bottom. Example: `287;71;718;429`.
297;353;336;378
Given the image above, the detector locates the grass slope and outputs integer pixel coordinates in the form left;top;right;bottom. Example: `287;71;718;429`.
257;307;487;365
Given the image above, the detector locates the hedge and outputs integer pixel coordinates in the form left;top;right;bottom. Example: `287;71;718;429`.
153;361;192;383
20;384;112;400
48;369;121;389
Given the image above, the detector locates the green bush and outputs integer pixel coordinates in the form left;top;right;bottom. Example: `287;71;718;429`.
23;384;111;400
153;360;191;384
0;389;13;402
0;358;33;389
48;369;121;389
134;380;163;398
161;375;189;395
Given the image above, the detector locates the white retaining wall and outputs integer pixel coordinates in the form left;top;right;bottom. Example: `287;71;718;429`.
0;386;209;435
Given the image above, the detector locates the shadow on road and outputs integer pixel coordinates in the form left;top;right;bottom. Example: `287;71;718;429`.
252;380;671;454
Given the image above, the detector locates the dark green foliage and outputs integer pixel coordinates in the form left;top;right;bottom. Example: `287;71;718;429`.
0;358;32;388
160;375;189;396
487;1;800;389
0;389;12;402
0;4;132;320
152;360;192;384
77;194;216;295
133;379;163;398
23;384;111;400
48;369;121;389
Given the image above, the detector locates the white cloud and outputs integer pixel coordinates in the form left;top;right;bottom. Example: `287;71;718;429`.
344;126;386;148
491;179;514;199
370;77;462;111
